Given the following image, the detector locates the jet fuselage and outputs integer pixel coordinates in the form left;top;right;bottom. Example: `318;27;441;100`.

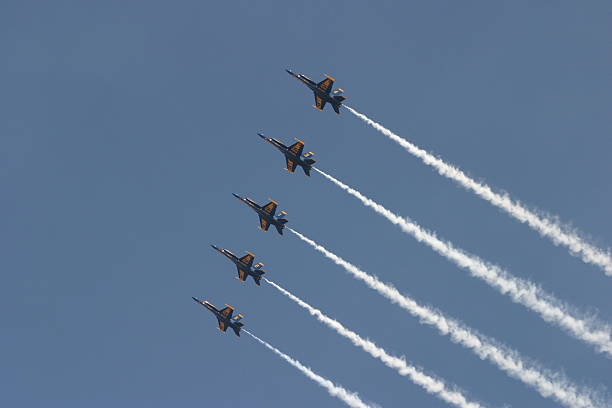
258;134;313;173
193;297;244;336
211;245;265;285
232;193;287;234
286;69;343;111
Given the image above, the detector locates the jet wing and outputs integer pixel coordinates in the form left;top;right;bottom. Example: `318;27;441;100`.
259;216;270;231
239;253;255;267
288;140;305;157
217;318;228;332
314;95;326;111
285;158;298;173
261;201;277;215
219;306;234;319
317;76;334;94
237;268;248;282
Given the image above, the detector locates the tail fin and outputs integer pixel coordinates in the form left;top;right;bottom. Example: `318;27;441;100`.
252;264;265;285
302;165;312;177
303;152;316;166
303;152;316;175
232;323;244;337
331;87;345;113
274;221;287;235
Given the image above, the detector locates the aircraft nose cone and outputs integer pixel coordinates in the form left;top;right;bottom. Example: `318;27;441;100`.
192;297;200;303
232;193;241;200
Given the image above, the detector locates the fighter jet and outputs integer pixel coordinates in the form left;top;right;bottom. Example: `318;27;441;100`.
192;297;244;337
286;69;346;114
211;245;266;286
257;133;316;176
232;193;288;235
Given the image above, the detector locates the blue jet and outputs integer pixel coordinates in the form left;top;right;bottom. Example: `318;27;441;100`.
258;132;316;176
211;245;266;286
232;193;288;235
286;69;346;114
192;297;244;337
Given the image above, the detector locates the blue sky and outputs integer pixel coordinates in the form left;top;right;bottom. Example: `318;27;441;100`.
1;1;611;407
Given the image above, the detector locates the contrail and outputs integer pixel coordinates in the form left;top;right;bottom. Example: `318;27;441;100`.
344;105;612;276
312;168;612;357
243;330;376;408
264;278;486;408
288;228;606;408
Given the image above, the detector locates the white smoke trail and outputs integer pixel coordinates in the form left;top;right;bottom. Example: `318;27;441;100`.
312;167;612;357
344;105;612;276
288;228;606;408
243;330;376;408
264;278;486;408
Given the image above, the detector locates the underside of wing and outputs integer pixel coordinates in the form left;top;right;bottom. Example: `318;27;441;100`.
314;95;326;111
317;77;334;94
288;140;304;157
285;158;297;173
219;306;234;319
239;253;254;267
237;268;248;282
217;319;227;332
262;201;277;215
259;216;270;231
